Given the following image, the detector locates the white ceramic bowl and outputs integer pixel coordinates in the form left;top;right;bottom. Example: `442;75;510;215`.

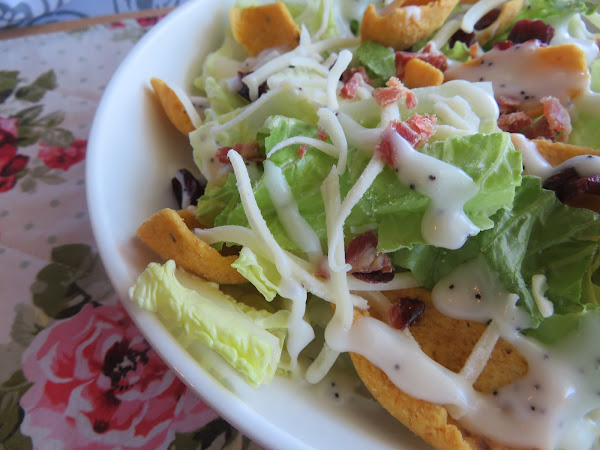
87;1;430;448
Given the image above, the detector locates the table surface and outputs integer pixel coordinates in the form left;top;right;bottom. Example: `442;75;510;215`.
0;6;262;450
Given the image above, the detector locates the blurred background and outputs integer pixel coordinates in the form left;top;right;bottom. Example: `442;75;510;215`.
0;0;186;28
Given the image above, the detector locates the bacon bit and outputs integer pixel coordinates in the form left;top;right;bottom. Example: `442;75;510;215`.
405;114;436;146
497;95;522;114
541;96;572;140
522;117;556;141
372;76;417;108
313;255;330;280
389;297;425;330
497;111;532;133
215;142;263;164
395;42;447;80
341;66;372;86
297;144;308;157
376;114;437;167
317;128;328;141
508;19;555;45
340;72;364;99
345;230;394;283
493;40;514;51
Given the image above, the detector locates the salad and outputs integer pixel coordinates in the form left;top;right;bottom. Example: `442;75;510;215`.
129;0;600;448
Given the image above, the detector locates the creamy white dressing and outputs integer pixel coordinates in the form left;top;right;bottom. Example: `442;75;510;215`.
428;258;600;449
263;161;323;260
445;41;590;105
551;14;600;66
326;315;474;408
184;13;600;449
385;130;480;249
531;274;554;318
512;133;600;181
461;0;508;33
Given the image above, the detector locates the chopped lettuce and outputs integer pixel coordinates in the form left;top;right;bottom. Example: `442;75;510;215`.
197;114;522;253
392;177;600;325
569;94;600;149
354;40;396;87
129;260;289;387
524;306;600;345
441;41;471;63
231;247;281;301
592;58;600;92
517;0;599;20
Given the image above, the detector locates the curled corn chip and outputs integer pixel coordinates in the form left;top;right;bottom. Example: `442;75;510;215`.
150;77;198;135
534;139;600;167
475;0;524;45
360;0;460;50
351;288;528;450
230;2;300;56
137;208;247;285
403;58;444;88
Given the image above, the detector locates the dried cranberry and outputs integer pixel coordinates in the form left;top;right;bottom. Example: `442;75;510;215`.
171;168;205;209
543;167;600;203
352;271;395;283
389;297;425;330
508;20;555;45
448;30;476;49
493;41;514;51
237;71;268;101
474;8;501;30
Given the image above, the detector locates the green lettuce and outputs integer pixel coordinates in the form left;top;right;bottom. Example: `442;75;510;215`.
354;41;396;87
392;177;600;325
231;247;281;301
197;115;522;253
129;260;289;387
517;0;598;20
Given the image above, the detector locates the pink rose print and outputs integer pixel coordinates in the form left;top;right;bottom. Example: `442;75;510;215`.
136;16;164;27
20;303;218;449
38;139;86;171
0;117;29;193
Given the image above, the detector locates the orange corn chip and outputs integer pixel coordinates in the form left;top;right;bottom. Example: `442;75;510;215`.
150;77;196;135
403;58;444;88
534;139;600;167
351;289;529;450
360;0;460;50
137;208;247;284
230;2;300;56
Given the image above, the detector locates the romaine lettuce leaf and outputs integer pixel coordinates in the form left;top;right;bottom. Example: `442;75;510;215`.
524;306;600;345
392;177;600;324
517;0;598;20
569;93;600;149
198;115;522;253
354;40;396;87
129;260;289;387
231;247;281;301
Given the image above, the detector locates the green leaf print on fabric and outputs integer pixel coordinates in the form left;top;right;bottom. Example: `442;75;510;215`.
14;105;73;148
0;70;19;104
0;370;33;450
31;244;114;319
15;70;57;103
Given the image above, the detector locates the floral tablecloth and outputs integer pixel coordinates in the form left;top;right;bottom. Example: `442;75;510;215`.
0;13;259;450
